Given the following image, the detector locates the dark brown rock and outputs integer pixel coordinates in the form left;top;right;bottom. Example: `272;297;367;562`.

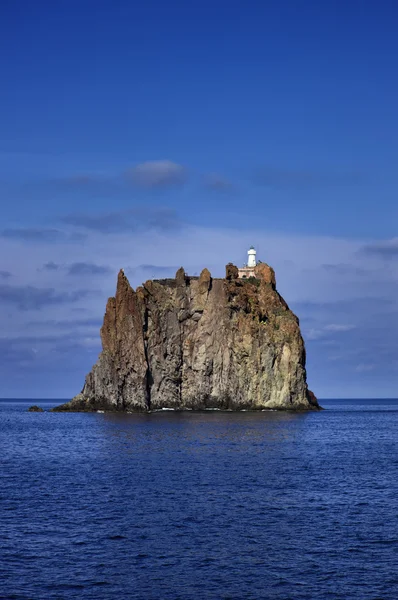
175;267;187;286
28;405;44;412
254;262;276;288
226;263;239;280
307;389;319;408
54;263;320;412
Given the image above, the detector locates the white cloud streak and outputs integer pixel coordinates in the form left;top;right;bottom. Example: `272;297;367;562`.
2;222;398;397
125;160;186;188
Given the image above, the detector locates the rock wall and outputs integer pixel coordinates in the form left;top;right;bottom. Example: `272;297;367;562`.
54;263;319;412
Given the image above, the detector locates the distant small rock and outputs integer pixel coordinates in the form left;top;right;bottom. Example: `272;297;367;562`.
28;405;44;412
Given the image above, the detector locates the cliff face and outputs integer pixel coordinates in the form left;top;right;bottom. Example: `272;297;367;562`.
54;264;319;412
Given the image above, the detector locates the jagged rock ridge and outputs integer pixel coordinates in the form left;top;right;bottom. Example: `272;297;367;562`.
54;263;319;412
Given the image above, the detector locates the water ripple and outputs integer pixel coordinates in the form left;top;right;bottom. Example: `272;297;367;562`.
1;399;398;599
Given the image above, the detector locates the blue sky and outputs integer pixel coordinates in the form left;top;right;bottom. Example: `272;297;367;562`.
1;0;398;398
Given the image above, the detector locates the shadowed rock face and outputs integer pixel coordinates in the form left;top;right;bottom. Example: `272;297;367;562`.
54;264;319;412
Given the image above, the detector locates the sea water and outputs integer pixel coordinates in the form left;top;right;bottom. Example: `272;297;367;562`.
1;399;398;599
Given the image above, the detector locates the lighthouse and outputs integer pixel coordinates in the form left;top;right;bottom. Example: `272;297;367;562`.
247;246;257;268
237;246;258;279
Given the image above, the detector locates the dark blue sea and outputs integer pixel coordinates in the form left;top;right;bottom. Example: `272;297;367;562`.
1;399;398;599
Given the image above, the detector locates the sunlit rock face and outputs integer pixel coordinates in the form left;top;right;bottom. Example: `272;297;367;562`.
54;264;319;412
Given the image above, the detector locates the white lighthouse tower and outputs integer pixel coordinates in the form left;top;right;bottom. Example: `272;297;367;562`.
247;246;257;268
237;246;258;278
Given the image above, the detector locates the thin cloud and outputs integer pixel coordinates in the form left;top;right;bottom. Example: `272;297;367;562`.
126;264;179;279
139;264;178;272
53;174;103;187
324;324;356;332
42;162;187;195
252;166;363;189
45;173;122;199
355;363;376;373
0;270;12;279
0;284;91;310
1;228;86;243
321;263;370;277
125;160;186;188
62;207;180;234
26;318;103;329
67;262;113;276
361;238;398;259
42;261;60;271
0;333;101;367
0;338;38;365
203;173;236;193
304;324;355;340
40;261;112;276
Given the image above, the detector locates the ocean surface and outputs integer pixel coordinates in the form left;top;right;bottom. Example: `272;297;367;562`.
1;399;398;600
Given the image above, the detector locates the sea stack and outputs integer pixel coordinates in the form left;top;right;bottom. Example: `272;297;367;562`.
54;255;319;412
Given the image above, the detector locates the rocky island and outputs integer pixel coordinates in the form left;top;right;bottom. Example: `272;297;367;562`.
54;252;319;412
